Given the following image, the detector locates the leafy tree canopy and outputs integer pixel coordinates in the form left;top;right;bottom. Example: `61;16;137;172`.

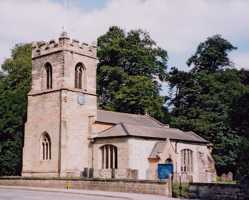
97;26;168;121
229;89;249;178
113;76;165;120
187;35;237;73
230;92;249;137
98;26;168;80
0;44;31;175
168;35;248;175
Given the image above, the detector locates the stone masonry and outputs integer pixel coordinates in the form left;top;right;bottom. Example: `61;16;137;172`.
22;32;97;177
0;177;171;196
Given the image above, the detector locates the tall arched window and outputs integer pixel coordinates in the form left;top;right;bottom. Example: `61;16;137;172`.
44;63;52;89
181;149;193;173
100;145;118;169
41;133;51;160
75;63;86;89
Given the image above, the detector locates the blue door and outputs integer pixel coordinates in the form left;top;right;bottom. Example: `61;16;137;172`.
157;163;174;180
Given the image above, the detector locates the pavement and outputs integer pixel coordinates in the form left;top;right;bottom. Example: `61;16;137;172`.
0;186;186;200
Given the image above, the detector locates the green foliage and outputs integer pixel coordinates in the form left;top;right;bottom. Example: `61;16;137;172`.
236;138;249;178
168;35;249;175
172;182;189;198
229;91;249;179
169;70;244;174
0;44;32;176
187;35;237;73
113;76;165;120
97;26;168;80
97;26;169;121
97;65;128;109
230;92;249;137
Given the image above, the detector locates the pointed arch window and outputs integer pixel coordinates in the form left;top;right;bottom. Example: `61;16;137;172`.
100;145;118;169
41;133;51;160
75;63;86;89
44;63;52;89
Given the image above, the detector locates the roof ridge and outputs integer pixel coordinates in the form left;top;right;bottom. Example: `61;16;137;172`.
97;109;144;117
123;122;168;130
185;131;209;142
144;114;167;127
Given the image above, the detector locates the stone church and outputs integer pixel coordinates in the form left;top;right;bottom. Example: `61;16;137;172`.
22;33;216;183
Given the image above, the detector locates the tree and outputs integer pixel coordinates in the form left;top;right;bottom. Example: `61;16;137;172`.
97;65;128;110
170;69;245;174
187;35;237;73
98;27;168;80
113;76;165;120
229;89;249;179
230;91;249;137
0;44;31;175
236;137;249;178
168;35;246;175
97;26;168;121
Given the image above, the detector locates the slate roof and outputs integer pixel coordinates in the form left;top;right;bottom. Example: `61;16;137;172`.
96;110;164;128
93;120;209;143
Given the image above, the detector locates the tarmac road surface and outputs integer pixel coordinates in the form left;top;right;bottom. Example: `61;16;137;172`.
0;186;187;200
0;188;127;200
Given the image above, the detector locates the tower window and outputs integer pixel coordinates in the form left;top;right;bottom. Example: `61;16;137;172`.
100;145;118;169
44;63;52;89
41;133;51;160
75;63;86;89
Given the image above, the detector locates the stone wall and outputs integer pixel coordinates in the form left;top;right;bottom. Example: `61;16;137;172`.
94;169;138;179
0;177;171;196
128;137;159;180
189;183;249;200
22;92;61;177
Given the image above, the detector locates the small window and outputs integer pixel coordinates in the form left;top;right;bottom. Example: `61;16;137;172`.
100;145;118;169
44;63;52;89
181;149;193;173
41;133;51;160
75;63;86;89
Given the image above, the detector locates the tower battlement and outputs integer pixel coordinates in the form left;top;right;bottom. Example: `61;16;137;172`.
32;32;97;59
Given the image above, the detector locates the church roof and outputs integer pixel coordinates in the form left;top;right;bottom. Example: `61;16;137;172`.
96;110;164;128
93;122;209;143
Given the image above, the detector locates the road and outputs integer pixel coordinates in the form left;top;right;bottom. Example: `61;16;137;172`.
0;187;185;200
0;188;127;200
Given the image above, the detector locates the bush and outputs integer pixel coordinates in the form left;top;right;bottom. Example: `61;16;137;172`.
172;182;189;198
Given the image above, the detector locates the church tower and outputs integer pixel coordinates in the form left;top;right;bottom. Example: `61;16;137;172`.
22;33;97;177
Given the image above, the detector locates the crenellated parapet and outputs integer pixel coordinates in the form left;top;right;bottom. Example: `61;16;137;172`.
32;32;97;59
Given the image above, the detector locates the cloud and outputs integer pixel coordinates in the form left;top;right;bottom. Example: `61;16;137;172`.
0;0;249;70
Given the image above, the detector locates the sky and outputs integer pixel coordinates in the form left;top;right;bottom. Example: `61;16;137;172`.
1;0;249;73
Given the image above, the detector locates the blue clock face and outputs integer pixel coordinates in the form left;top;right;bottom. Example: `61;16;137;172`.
77;94;85;105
